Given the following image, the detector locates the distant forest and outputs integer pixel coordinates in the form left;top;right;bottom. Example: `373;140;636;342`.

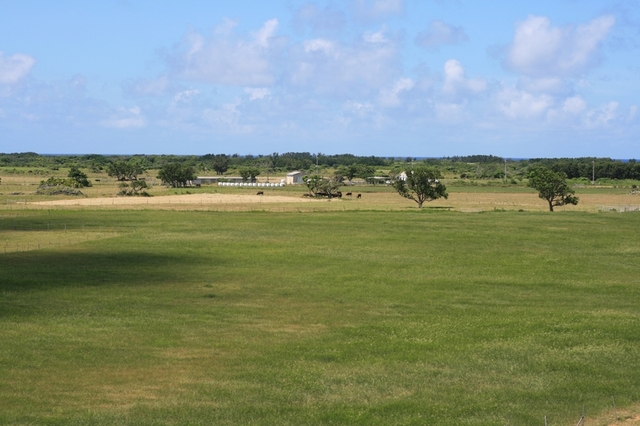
1;152;640;181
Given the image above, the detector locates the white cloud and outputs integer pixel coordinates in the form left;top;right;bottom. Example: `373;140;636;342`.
101;106;146;129
562;96;587;115
0;52;35;85
546;95;588;123
252;19;279;48
214;17;238;36
170;19;281;86
505;14;615;78
344;100;375;116
585;101;618;128
379;77;414;108
304;38;337;55
363;27;388;43
290;36;400;97
516;76;568;95
496;87;555;119
434;102;467;123
415;20;468;49
172;89;200;105
441;59;487;101
203;99;252;133
244;87;270;101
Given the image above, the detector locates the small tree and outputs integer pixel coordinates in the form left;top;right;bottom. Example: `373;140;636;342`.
303;174;324;196
393;167;448;208
67;166;92;188
268;152;280;171
157;163;196;188
118;180;149;196
318;177;342;197
211;155;230;175
239;167;260;183
337;163;376;183
107;160;145;181
302;174;341;197
527;167;578;211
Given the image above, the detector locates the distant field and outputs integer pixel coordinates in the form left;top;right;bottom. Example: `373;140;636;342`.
2;208;640;425
2;166;639;214
6;190;639;214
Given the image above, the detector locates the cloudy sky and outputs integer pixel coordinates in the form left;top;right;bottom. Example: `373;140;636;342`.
1;0;639;158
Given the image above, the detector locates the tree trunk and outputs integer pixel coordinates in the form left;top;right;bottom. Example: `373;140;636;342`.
548;200;554;212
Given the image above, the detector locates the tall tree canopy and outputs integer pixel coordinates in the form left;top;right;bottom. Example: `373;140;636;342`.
157;163;196;188
393;167;448;208
527;167;579;211
106;160;146;181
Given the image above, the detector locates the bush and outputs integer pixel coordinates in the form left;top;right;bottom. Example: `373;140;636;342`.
36;185;83;196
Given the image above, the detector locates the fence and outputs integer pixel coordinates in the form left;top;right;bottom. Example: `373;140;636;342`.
541;396;628;425
598;205;640;212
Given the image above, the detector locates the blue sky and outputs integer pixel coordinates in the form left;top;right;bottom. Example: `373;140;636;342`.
1;0;639;158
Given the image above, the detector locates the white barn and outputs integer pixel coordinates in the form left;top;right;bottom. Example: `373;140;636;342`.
285;171;304;185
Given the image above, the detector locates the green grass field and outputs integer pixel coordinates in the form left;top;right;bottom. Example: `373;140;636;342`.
2;208;640;425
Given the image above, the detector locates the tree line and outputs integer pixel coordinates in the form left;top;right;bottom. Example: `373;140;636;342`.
2;152;640;181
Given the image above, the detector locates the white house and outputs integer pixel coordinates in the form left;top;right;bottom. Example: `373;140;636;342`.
285;171;304;185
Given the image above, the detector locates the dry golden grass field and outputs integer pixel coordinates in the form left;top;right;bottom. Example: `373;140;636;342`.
13;190;640;214
2;171;639;213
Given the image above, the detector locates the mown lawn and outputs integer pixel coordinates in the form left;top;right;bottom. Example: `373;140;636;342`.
1;209;639;425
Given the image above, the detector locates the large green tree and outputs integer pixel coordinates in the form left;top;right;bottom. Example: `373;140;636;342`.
302;174;342;197
211;155;230;175
106;160;145;181
337;163;377;182
67;166;92;188
393;167;448;208
157;163;196;188
239;167;260;183
527;167;579;211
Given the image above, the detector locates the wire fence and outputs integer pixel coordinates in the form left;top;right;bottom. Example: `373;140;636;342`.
598;204;640;212
541;396;629;425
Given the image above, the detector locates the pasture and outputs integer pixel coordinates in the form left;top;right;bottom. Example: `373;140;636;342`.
2;206;640;425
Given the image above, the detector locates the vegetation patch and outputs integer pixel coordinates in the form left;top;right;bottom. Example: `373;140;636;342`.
1;209;640;425
35;184;83;196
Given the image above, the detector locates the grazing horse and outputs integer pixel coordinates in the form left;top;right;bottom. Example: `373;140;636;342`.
256;191;264;195
345;192;352;197
356;193;362;199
